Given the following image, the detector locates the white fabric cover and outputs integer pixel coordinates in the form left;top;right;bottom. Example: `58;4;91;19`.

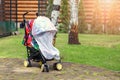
32;16;60;60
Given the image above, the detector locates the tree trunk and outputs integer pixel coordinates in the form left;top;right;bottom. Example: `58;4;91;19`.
68;0;80;44
68;23;80;44
51;0;61;46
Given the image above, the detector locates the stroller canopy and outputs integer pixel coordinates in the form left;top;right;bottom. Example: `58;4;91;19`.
32;16;60;60
32;16;57;36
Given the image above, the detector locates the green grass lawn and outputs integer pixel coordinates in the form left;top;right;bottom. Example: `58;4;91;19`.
0;29;120;71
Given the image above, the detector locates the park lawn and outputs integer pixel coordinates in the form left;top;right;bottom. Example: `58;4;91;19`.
0;29;120;71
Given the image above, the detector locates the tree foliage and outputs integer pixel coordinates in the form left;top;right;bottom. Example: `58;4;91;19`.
78;0;87;33
91;0;103;34
108;1;120;34
46;0;53;18
58;0;69;33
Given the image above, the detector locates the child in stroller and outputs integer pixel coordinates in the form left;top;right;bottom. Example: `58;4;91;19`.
22;12;62;72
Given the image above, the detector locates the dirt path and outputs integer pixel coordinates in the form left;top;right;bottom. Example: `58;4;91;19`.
0;58;119;80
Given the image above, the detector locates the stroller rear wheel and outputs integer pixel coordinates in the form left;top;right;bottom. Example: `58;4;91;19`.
53;62;62;71
24;60;31;67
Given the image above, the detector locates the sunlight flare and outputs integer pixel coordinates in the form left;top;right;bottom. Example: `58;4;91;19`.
104;0;113;3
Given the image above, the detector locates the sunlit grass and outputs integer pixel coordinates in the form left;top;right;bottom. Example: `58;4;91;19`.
56;33;120;71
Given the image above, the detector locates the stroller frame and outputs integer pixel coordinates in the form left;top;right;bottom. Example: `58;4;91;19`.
22;11;62;72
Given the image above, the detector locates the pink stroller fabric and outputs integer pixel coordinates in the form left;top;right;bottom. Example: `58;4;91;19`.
32;16;60;60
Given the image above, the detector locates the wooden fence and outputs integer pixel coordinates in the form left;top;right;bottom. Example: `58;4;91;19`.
1;0;47;22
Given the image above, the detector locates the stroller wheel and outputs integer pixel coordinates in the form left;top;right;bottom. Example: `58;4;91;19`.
40;64;49;72
44;64;49;72
39;61;42;67
40;64;44;72
24;60;31;67
53;62;62;71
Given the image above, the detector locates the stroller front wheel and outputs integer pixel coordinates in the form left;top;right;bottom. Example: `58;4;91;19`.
40;64;49;72
39;61;42;67
43;64;49;72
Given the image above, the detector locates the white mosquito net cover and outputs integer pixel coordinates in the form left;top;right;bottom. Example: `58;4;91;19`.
32;16;60;60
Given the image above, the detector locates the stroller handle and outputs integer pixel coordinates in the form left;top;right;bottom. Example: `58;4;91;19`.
23;11;38;21
23;12;29;16
23;11;37;16
20;11;37;28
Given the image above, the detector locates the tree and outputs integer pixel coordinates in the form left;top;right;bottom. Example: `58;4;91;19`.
50;0;61;26
91;0;102;34
46;0;53;18
50;0;62;45
59;0;69;33
108;1;119;34
68;0;80;44
78;0;87;33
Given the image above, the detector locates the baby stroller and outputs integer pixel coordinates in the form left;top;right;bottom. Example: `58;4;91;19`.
21;12;62;72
